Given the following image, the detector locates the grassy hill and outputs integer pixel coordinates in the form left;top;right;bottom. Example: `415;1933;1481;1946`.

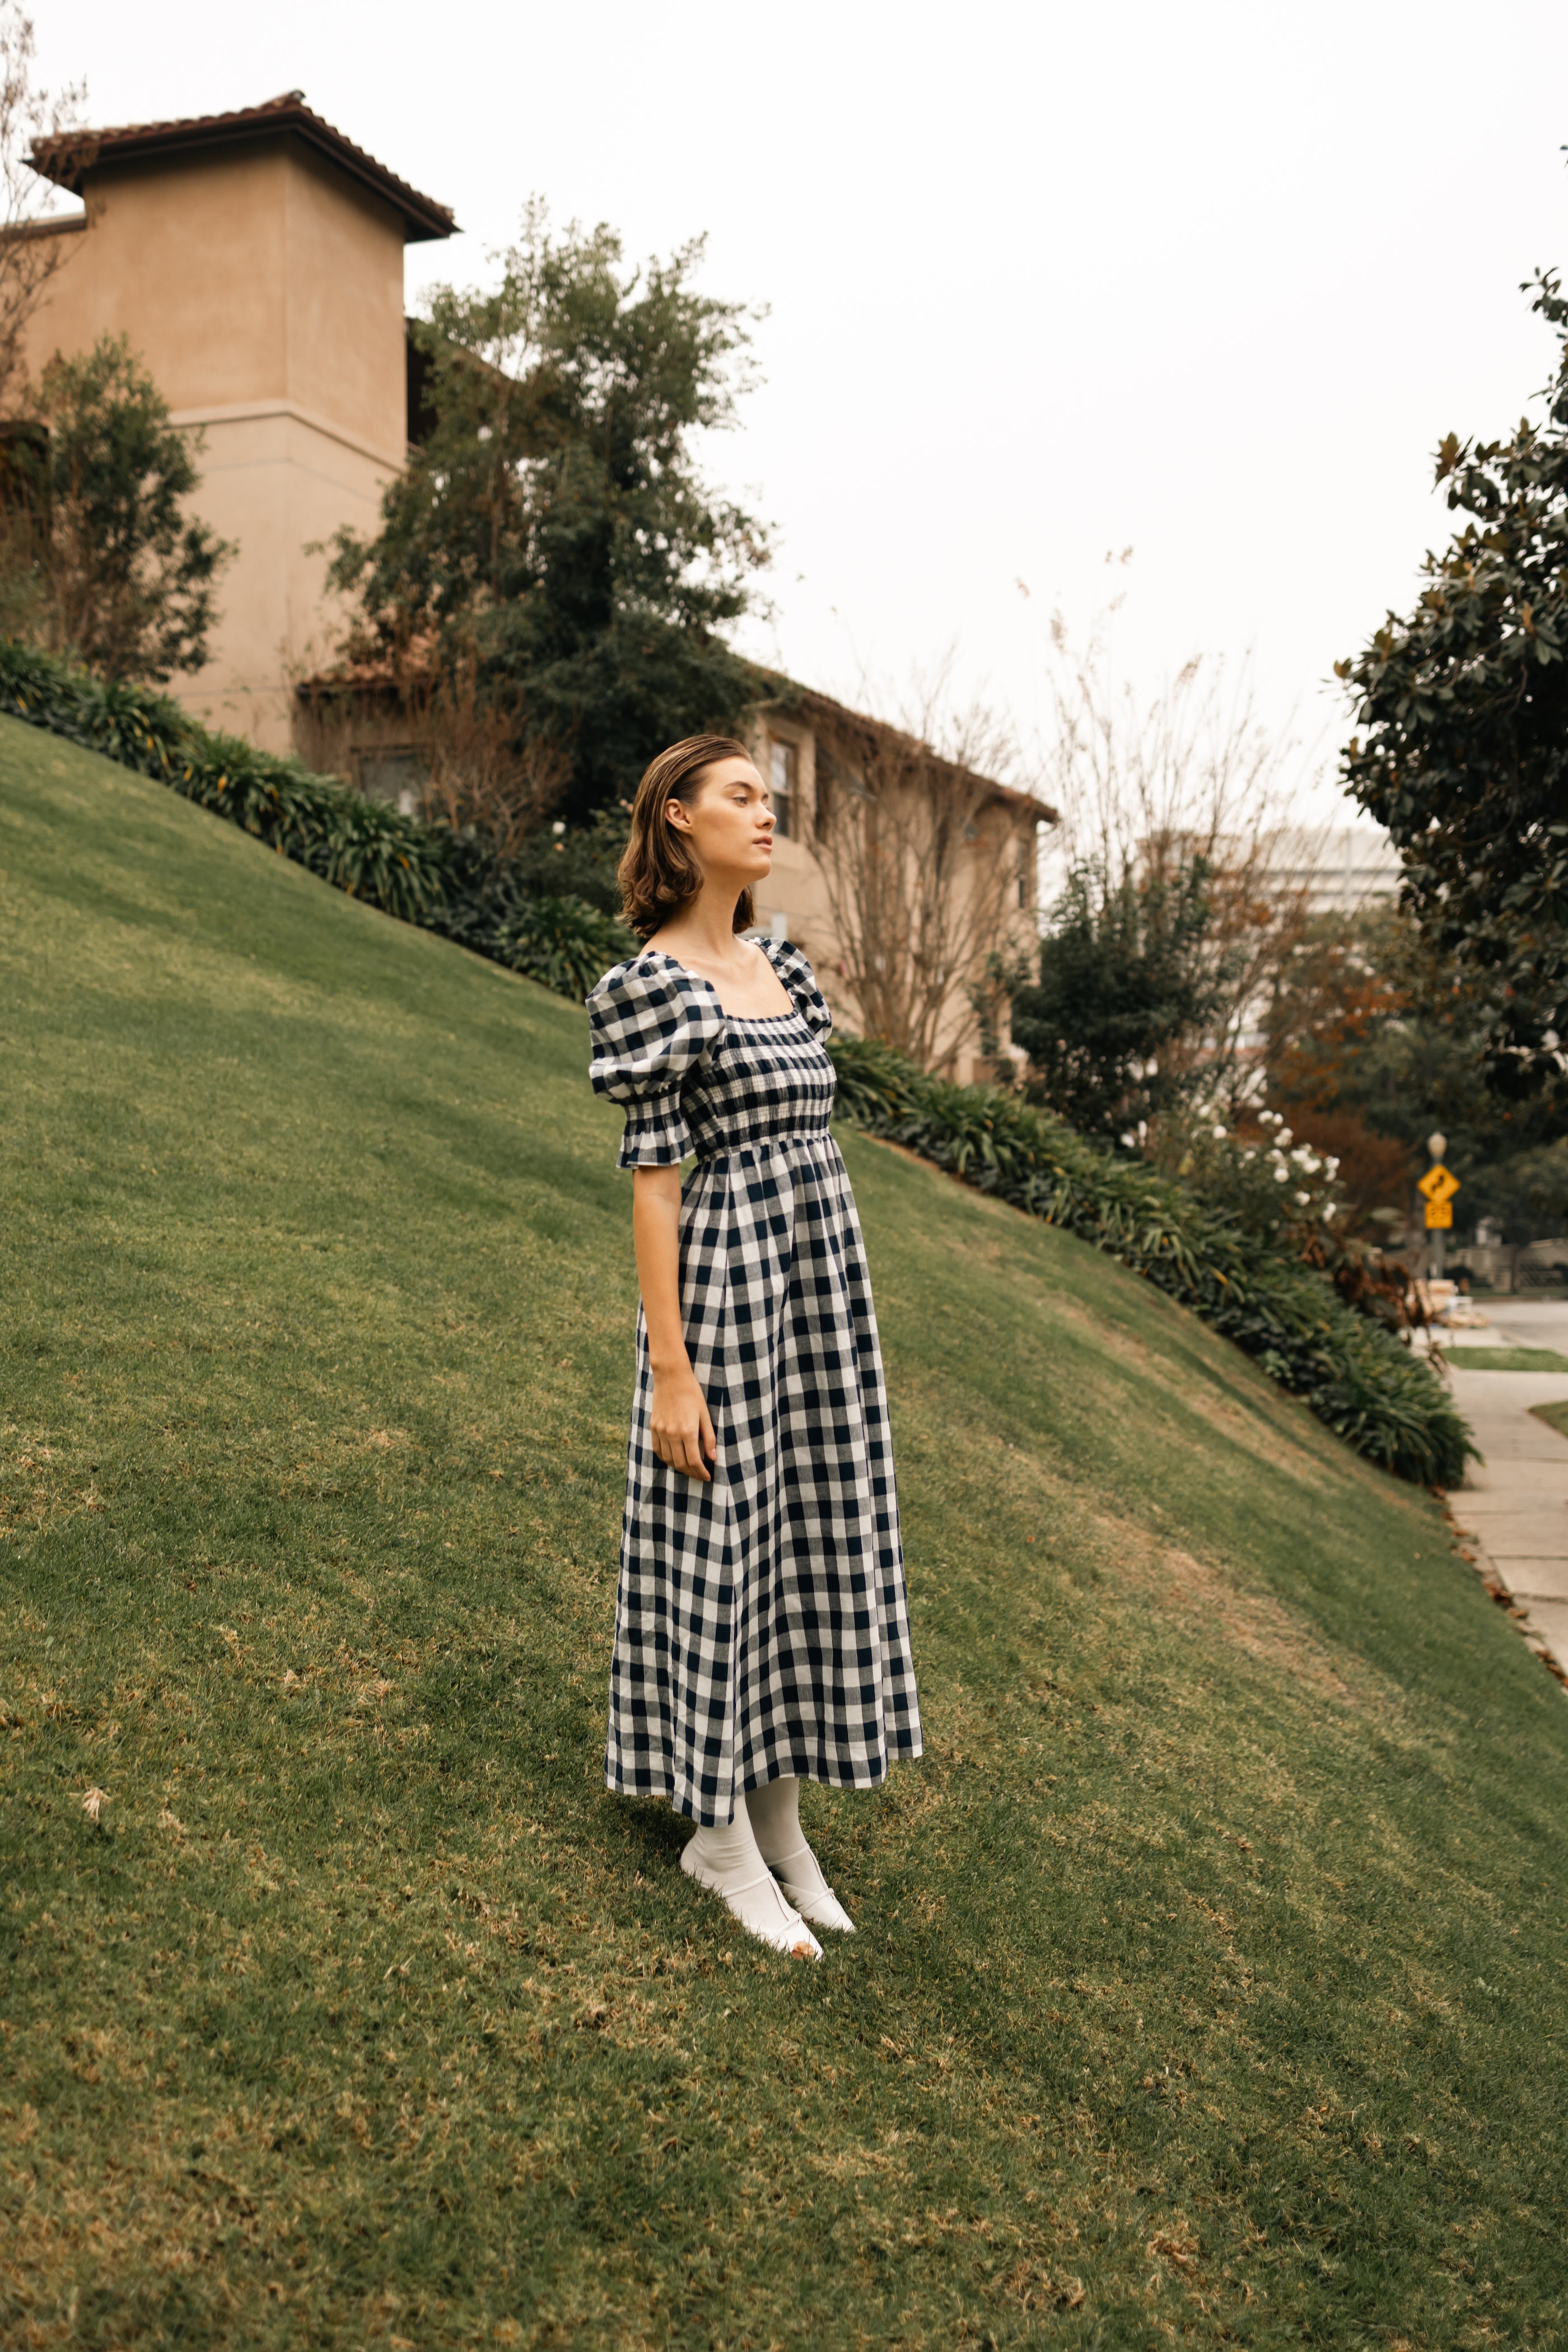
3;717;1567;2350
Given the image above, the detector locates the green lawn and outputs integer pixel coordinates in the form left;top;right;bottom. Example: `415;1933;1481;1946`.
3;718;1567;2350
1444;1347;1568;1373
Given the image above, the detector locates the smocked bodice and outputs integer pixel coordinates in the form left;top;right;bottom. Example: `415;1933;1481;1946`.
586;943;837;1169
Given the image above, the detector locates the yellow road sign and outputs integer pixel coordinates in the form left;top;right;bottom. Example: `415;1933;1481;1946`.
1424;1198;1453;1230
1418;1164;1460;1206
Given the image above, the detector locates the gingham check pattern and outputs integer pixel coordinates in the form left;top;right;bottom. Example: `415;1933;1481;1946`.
586;942;924;1824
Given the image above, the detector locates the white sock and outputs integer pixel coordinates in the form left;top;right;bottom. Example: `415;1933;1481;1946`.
744;1776;829;1895
681;1804;821;1957
685;1807;766;1883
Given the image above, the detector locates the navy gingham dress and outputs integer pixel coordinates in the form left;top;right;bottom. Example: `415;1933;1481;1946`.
587;939;923;1825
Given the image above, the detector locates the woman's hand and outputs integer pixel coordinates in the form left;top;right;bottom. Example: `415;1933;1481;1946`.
649;1364;717;1481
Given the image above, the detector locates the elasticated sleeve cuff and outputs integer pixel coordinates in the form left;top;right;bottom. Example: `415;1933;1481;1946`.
615;1092;694;1168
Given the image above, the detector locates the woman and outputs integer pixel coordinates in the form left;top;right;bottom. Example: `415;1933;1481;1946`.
586;735;923;1959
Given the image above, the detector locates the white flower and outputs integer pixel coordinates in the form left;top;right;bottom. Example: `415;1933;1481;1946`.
1294;1189;1312;1205
1274;1165;1290;1183
1276;1127;1293;1148
1241;1148;1255;1161
1120;1131;1136;1148
1212;1124;1228;1140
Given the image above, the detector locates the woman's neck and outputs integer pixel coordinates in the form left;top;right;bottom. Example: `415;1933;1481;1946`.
661;881;748;966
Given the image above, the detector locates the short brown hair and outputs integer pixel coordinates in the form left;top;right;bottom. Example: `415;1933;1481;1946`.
617;735;757;940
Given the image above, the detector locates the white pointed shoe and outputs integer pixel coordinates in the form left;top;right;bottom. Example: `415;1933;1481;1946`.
681;1841;823;1959
768;1844;857;1933
778;1877;857;1934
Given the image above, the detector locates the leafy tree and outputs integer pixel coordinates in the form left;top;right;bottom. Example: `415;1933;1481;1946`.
1;334;231;681
1262;903;1562;1245
1338;269;1568;1113
329;203;769;824
1264;908;1480;1145
1460;1140;1568;1254
1009;857;1229;1141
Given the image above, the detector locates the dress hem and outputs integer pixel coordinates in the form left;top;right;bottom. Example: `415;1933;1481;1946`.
604;1742;926;1827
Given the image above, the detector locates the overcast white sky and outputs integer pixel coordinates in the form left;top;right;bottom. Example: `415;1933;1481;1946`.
36;0;1568;819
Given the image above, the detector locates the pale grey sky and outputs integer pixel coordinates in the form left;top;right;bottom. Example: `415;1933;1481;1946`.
38;0;1568;815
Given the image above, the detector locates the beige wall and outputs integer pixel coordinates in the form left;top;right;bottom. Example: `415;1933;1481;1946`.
17;137;410;750
162;408;392;744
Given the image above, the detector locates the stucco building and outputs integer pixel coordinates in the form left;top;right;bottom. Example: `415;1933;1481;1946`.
18;92;1047;1072
295;660;1047;1077
25;92;454;749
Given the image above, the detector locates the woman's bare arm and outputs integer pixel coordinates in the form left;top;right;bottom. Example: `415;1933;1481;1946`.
632;1164;716;1481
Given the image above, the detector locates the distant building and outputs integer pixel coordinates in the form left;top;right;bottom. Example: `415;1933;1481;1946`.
24;92;455;751
1260;824;1402;917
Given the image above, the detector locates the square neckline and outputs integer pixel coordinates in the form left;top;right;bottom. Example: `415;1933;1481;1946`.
643;945;802;1025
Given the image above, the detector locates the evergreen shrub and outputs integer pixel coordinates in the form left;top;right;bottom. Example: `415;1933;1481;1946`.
437;844;634;1002
0;640;632;990
0;639;1472;1483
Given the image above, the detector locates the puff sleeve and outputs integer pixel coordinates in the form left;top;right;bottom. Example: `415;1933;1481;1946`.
764;940;833;1040
586;955;724;1169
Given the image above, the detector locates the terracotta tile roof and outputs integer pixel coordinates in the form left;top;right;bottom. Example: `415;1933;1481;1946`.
31;90;456;243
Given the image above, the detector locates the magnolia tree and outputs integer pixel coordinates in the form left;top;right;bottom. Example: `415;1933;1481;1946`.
1;336;231;680
1340;270;1568;1119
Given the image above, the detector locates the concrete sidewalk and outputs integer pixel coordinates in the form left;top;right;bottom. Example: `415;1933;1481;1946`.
1444;1303;1568;1674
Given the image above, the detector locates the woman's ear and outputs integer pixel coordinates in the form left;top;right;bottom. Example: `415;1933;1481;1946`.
666;798;693;836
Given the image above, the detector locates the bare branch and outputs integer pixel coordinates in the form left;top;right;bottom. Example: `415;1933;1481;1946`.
408;650;569;853
0;4;88;410
1039;613;1320;1111
296;632;570;852
809;671;1044;1069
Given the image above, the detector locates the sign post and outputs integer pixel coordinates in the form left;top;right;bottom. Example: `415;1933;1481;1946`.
1417;1149;1460;1281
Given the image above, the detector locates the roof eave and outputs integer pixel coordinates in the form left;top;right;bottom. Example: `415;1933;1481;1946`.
758;677;1058;824
30;107;456;245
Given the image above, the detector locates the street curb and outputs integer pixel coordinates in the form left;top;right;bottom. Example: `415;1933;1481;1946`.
1439;1491;1568;1694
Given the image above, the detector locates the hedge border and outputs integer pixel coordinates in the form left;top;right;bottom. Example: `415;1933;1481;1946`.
0;642;632;998
0;641;1471;1486
828;1035;1474;1488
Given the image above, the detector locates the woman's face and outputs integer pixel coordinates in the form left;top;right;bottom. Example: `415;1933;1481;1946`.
667;756;776;884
